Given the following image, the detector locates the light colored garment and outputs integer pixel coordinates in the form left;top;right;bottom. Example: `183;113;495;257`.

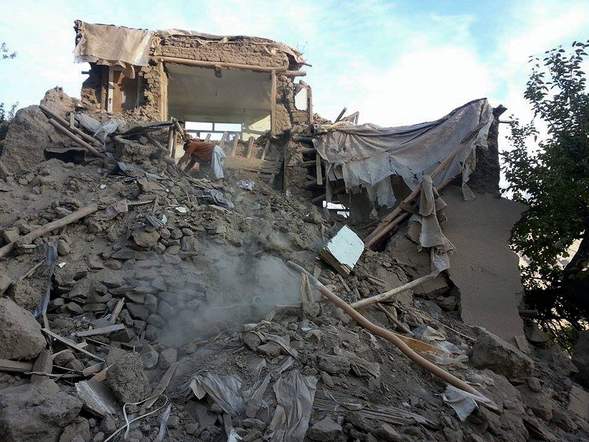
211;145;226;179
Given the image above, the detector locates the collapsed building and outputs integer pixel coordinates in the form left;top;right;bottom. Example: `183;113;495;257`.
0;19;588;442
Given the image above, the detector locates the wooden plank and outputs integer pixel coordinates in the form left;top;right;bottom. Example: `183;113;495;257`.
110;299;125;324
0;359;33;373
307;84;313;124
315;153;323;186
74;324;125;338
167;125;175;157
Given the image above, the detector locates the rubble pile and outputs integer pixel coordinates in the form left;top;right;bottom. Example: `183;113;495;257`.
0;90;589;442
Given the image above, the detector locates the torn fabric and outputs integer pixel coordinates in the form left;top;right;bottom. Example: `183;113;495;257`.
407;176;454;272
74;21;152;72
314;98;493;208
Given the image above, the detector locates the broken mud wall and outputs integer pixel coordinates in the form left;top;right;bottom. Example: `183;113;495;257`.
442;185;527;344
79;29;308;133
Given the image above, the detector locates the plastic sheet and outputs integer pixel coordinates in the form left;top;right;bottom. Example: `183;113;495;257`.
443;385;478;421
268;370;317;442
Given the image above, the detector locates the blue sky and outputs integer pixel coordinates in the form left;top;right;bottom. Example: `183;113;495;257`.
0;0;588;128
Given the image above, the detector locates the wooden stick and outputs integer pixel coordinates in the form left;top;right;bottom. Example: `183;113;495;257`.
110;299;125;324
42;328;104;362
40;105;102;147
0;203;99;258
281;70;307;77
351;271;440;309
286;261;496;407
0;359;33;373
48;119;105;158
335;107;347;122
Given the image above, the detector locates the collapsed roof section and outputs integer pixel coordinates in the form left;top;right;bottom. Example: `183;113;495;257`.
74;20;311;136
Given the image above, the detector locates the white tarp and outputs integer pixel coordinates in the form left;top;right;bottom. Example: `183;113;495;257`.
314;98;493;208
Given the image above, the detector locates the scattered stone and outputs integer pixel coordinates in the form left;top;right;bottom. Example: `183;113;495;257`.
142;345;159;369
375;423;402;441
0;380;82;442
0;273;11;295
1;227;20;244
470;327;534;379
59;417;91;442
105;348;151;403
159;348;177;369
126;303;150;321
87;255;104;270
0;297;46;360
132;228;160;249
256;342;283;358
57;239;71;256
308;416;342;441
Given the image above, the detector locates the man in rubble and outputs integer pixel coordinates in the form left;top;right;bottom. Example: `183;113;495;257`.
178;136;225;180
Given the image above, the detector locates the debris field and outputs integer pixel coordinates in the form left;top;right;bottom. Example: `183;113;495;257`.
0;20;588;442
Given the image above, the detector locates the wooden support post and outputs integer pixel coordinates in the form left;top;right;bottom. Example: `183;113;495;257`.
167;125;175;157
315;153;323;185
172;127;178;158
247;137;256;159
307;85;313;125
271;70;277;136
230;135;239;157
107;67;114;113
335;107;347;122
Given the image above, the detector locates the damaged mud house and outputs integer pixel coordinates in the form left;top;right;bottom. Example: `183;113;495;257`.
0;20;587;442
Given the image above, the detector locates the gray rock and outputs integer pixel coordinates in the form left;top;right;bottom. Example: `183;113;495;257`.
470;327;534;379
126;303;150;321
375;423;402;441
308;416;343;441
57;239;71;256
0;297;46;360
318;354;351;375
0;273;11;295
0;380;82;442
59;417;91;442
142;345;159;369
1;227;20;244
132;228;160;249
105;348;151;403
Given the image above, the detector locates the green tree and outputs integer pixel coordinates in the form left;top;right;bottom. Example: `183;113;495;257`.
503;40;589;335
0;43;16;124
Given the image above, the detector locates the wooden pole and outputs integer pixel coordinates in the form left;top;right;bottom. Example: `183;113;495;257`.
48;120;105;158
157;56;288;72
167;125;175;157
351;271;440;309
0;203;99;258
247;137;256;159
39;105;102;147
